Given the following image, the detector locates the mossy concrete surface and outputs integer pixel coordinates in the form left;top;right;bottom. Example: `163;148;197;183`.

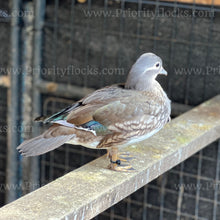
0;95;220;220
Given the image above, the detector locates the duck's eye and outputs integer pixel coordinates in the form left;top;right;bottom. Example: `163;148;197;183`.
156;63;160;68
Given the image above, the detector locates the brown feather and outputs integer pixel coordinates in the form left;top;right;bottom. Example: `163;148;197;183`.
66;104;102;125
17;125;79;156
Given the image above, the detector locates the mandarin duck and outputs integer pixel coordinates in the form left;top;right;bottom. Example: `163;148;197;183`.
17;53;171;171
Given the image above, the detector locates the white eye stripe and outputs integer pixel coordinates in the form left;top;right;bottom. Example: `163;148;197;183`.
145;64;161;72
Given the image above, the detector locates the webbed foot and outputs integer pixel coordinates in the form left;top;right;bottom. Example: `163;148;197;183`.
108;147;135;172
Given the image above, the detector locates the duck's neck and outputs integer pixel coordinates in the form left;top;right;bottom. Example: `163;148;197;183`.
125;77;156;91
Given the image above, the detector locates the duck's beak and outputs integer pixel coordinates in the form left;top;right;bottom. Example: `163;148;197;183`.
160;67;167;75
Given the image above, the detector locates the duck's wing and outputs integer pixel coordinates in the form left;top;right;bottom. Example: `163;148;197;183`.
92;91;171;148
34;84;125;125
34;102;82;124
17;85;126;156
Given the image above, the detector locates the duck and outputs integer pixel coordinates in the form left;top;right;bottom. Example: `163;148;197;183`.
17;53;171;171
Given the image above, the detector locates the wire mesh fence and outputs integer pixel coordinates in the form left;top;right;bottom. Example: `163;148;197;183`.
0;0;10;207
1;0;220;219
0;87;7;207
42;0;220;105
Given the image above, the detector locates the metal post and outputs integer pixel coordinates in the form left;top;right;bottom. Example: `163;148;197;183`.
6;0;22;203
31;0;46;188
21;1;37;195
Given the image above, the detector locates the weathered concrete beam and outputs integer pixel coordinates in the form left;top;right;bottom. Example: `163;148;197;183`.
1;96;220;220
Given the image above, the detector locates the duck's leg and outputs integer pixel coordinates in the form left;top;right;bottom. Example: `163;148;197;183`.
106;149;110;159
109;146;134;172
107;149;135;162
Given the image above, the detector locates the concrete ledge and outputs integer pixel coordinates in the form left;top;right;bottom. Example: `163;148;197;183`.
1;95;220;220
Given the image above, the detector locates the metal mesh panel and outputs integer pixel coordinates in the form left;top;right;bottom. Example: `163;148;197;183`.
0;87;7;207
42;0;220;104
0;3;10;77
0;1;10;207
37;0;220;219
